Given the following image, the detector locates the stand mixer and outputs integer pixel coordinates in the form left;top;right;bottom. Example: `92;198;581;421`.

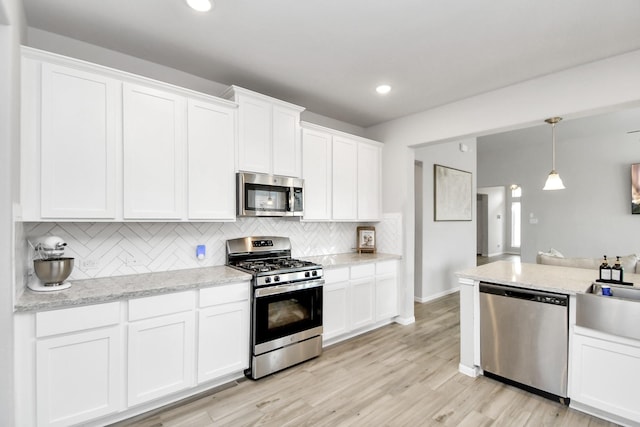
28;236;74;292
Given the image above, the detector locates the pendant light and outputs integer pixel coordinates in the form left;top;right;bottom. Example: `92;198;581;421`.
542;117;566;190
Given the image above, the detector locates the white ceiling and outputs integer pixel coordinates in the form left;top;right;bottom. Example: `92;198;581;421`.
21;0;640;127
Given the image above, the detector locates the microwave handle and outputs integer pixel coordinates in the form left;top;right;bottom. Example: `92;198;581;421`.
288;187;294;213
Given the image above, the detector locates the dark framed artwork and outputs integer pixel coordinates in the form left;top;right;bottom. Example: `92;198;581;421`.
632;163;640;214
357;226;376;253
434;164;472;221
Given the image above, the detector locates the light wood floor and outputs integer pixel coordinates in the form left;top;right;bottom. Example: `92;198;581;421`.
477;254;521;266
115;293;616;427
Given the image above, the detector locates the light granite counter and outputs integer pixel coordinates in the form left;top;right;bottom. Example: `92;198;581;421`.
302;252;401;268
15;266;252;312
456;260;639;295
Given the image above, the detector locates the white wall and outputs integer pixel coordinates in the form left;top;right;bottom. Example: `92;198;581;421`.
365;49;640;315
477;186;505;257
478;111;640;262
414;139;477;302
0;0;24;424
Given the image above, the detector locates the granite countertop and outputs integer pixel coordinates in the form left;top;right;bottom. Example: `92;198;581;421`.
15;266;252;313
457;260;640;295
302;252;402;268
16;252;402;313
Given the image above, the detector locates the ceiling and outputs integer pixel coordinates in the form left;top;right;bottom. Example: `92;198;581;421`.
21;0;640;128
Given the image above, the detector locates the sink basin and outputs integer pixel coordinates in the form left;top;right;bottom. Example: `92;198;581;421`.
587;282;640;300
577;284;640;341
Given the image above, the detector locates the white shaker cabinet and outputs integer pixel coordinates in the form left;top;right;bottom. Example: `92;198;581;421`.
349;263;376;329
187;99;236;220
34;303;122;427
301;128;333;220
127;292;196;406
24;61;118;219
357;142;382;221
322;268;351;342
375;261;398;320
224;86;304;177
301;121;383;222
123;83;185;219
571;327;640;424
198;283;250;383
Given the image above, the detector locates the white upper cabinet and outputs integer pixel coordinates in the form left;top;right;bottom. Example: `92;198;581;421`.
301;122;382;222
224;86;304;177
301;128;332;220
332;137;358;220
187;99;236;220
37;63;118;219
22;48;239;222
357;142;382;221
123;83;185;219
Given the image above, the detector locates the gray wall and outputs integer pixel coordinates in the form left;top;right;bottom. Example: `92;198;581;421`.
0;0;24;424
478;108;640;262
414;139;477;302
477;186;506;257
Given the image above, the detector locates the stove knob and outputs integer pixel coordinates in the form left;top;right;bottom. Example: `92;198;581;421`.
274;276;280;282
312;270;318;277
265;277;271;284
305;271;310;278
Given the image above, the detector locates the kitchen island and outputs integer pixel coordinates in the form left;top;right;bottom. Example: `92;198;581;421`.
457;260;640;426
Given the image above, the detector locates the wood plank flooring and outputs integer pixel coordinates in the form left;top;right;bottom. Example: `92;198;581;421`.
114;293;617;427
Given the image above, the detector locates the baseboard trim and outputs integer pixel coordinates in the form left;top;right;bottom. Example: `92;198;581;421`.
458;363;481;378
415;287;460;303
394;316;415;326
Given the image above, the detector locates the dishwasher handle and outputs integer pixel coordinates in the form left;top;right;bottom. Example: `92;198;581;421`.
480;282;568;306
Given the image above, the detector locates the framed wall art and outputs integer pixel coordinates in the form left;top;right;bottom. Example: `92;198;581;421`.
434;164;472;221
357;226;376;253
632;163;640;214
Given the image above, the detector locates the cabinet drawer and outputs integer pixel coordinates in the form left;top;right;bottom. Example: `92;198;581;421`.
200;282;250;308
129;291;195;321
350;263;375;279
324;267;349;284
376;260;397;276
36;302;120;338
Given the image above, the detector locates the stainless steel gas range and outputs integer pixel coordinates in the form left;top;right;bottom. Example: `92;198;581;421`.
226;236;323;379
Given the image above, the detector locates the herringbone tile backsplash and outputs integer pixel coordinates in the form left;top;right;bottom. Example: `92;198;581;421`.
25;214;402;280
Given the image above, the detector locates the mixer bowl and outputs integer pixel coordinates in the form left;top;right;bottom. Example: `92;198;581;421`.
34;258;74;285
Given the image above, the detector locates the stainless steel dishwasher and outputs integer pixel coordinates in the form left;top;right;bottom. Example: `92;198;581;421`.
479;282;569;402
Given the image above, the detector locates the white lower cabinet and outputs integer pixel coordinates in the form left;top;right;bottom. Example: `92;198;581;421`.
127;292;196;406
198;283;250;383
323;260;398;344
35;303;122;427
571;327;640;424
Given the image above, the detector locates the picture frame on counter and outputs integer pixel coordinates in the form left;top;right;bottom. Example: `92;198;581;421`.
434;164;472;221
357;226;376;254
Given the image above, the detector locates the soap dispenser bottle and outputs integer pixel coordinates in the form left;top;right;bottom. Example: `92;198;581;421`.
599;255;612;281
611;256;623;283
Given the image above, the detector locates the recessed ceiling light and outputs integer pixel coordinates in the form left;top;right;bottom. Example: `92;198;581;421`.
186;0;213;12
376;85;391;95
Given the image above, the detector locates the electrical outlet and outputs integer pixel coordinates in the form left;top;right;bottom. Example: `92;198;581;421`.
80;259;99;270
124;255;138;266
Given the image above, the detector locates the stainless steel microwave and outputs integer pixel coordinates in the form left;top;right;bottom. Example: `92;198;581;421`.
237;172;304;217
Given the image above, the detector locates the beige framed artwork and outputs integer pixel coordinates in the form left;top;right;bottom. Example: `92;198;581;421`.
357;226;376;253
434;164;472;221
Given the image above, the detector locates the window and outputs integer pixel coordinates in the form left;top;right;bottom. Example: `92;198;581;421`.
510;185;521;248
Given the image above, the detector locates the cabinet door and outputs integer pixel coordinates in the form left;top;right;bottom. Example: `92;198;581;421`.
375;274;398;321
323;281;350;341
357;142;382;221
571;331;640;423
187;99;236;220
198;301;249;383
332;137;358;220
128;312;195;406
301;128;332;220
123;83;185;219
40;63;117;219
350;277;375;330
272;105;301;177
237;95;271;174
36;326;122;427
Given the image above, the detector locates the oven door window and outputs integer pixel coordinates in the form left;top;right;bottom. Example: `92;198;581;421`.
245;183;290;213
255;287;322;345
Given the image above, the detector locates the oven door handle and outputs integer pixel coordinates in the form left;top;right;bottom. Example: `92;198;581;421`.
254;279;324;297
